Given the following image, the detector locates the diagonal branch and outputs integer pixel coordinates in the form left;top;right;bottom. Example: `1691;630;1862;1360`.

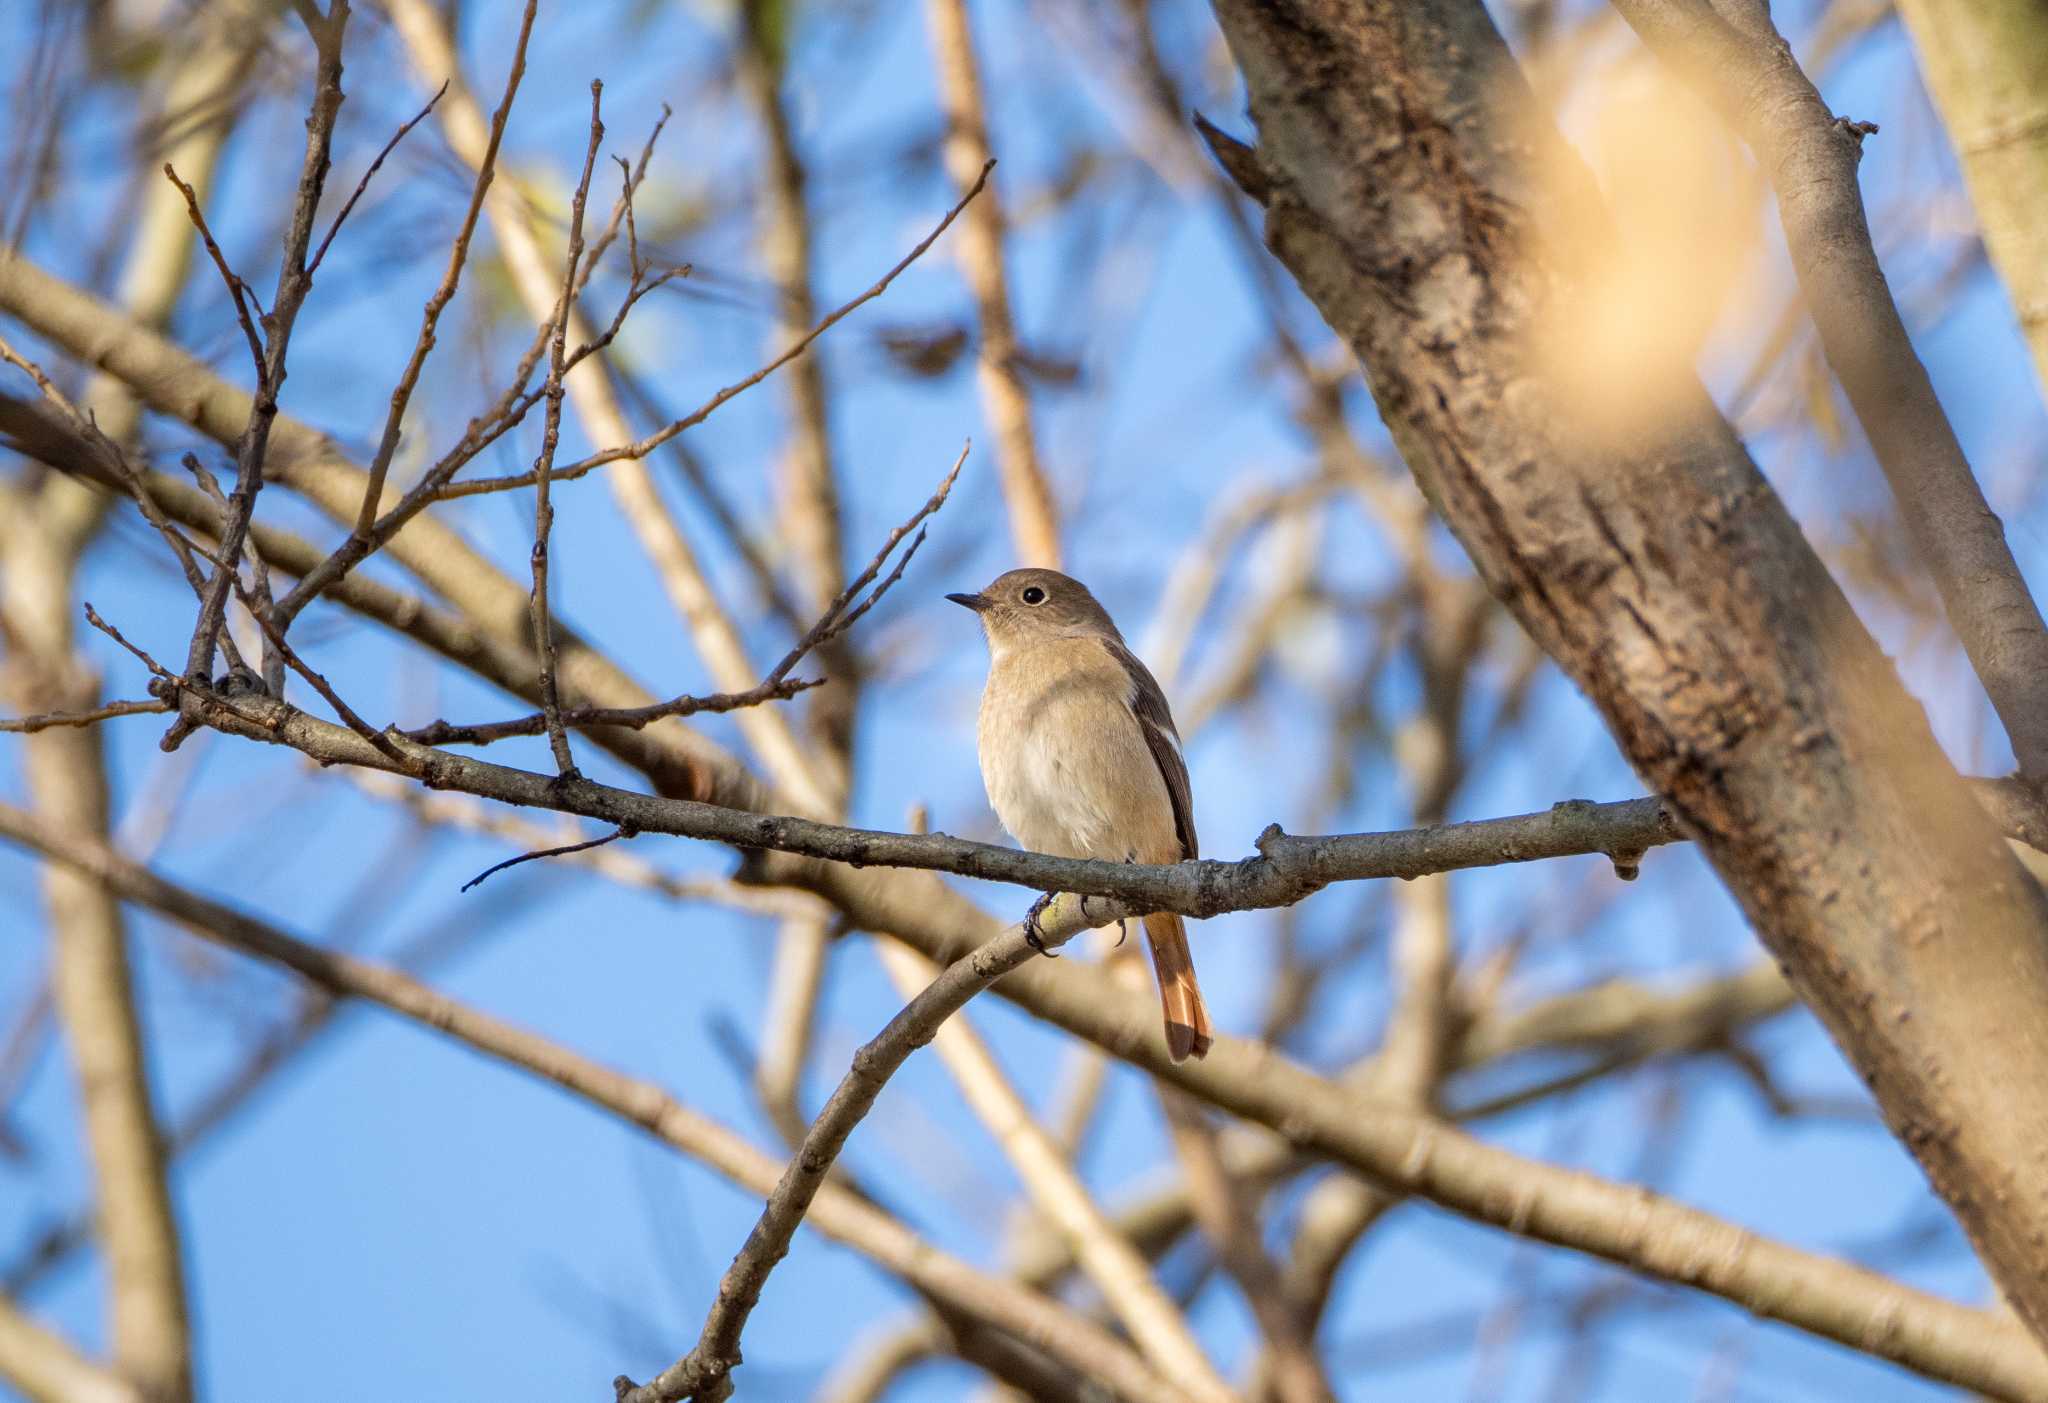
617;894;1105;1403
0;1296;141;1403
1609;0;2048;778
876;942;1235;1403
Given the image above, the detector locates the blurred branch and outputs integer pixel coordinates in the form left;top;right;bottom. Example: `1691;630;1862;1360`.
0;811;1178;1403
2;452;190;1403
730;1;859;1145
1456;960;1793;1066
878;943;1235;1403
925;0;1062;567
0;1297;140;1403
1159;1094;1334;1403
1895;0;2048;400
1611;0;2048;778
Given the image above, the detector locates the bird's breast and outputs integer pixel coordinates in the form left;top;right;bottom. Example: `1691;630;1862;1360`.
975;645;1175;863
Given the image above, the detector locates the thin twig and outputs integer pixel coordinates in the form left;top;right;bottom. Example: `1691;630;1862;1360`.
761;441;970;684
0;700;171;733
82;604;178;685
396;676;822;748
388;442;959;751
160;161;266;388
429;162;994;502
307;79;446;276
526;80;607;779
340;0;536;543
460;824;632;892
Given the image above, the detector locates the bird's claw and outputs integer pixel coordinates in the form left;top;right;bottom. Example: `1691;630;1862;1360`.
1024;892;1058;957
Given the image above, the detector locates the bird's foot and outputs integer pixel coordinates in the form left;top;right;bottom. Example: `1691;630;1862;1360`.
1024;891;1059;957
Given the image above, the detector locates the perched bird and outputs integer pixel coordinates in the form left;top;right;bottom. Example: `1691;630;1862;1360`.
948;568;1213;1061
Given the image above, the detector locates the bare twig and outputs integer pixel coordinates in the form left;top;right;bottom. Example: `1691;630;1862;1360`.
337;0;535;544
307;79;446;275
460;824;632;892
427;163;993;503
760;442;969;685
395;677;823;748
308;285;938;769
0;699;171;733
526;80;608;779
159;162;266;386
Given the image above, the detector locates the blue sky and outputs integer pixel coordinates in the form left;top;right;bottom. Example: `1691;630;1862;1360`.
3;1;2041;1399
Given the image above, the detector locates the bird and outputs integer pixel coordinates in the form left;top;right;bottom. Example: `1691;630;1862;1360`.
948;567;1213;1061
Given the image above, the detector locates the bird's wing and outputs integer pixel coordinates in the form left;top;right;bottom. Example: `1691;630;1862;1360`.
1101;637;1198;860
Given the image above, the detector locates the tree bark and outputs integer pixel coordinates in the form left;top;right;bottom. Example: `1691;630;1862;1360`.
1203;0;2048;1342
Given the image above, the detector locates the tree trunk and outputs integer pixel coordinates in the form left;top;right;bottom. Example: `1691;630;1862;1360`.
1204;0;2048;1341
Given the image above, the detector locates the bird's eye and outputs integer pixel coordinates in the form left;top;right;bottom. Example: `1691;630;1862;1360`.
1020;586;1046;605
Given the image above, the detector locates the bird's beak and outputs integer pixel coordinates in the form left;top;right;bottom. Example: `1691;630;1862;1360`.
945;591;990;613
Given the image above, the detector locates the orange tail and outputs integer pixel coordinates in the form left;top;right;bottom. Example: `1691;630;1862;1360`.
1142;912;1212;1062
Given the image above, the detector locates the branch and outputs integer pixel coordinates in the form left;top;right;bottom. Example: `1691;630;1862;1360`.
1608;0;2048;777
924;0;1061;567
71;677;2048;926
876;943;1235;1403
617;894;1106;1403
0;1296;141;1403
0;700;171;733
394;678;822;749
0;811;1182;1403
174;0;349;713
